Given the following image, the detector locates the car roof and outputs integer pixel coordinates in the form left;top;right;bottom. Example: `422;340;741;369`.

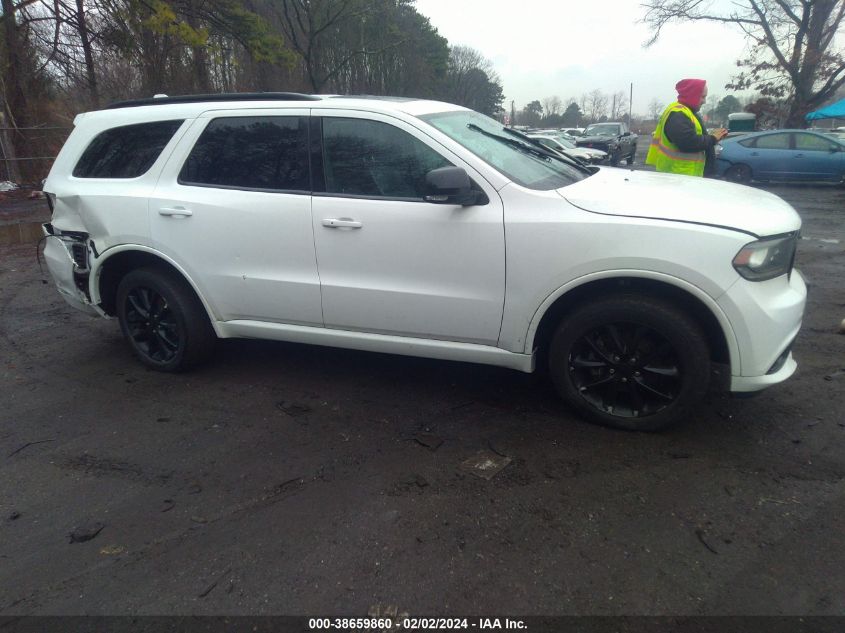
76;93;468;126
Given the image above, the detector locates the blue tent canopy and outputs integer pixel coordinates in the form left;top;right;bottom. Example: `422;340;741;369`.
806;98;845;120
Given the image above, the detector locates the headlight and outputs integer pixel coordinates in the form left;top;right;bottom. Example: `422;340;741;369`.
732;234;797;281
715;143;722;157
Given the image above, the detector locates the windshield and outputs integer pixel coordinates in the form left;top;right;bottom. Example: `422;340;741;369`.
555;136;576;149
419;110;587;190
584;124;620;136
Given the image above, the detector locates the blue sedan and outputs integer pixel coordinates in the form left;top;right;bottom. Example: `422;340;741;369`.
716;129;845;184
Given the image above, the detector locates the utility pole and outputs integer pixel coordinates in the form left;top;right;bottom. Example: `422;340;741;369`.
629;82;633;124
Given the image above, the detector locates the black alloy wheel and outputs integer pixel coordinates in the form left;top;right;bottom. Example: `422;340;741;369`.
124;286;180;364
116;267;216;371
568;322;681;418
549;295;711;431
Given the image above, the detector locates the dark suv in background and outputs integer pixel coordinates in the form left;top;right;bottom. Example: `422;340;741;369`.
576;122;637;166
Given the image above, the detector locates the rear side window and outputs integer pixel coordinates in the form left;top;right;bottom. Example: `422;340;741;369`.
179;116;309;191
73;120;183;178
755;133;790;150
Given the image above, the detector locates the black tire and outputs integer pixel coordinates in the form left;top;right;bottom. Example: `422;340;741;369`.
116;267;216;371
724;163;752;184
548;294;710;432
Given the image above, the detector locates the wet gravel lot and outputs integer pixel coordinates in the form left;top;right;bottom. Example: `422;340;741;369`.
1;174;844;617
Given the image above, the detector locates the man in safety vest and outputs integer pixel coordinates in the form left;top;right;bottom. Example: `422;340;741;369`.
646;79;728;177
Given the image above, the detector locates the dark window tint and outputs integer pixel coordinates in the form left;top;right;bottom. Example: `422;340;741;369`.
73;120;183;178
180;116;309;191
322;118;451;198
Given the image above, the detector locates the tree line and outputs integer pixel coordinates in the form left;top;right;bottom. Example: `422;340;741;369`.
0;0;505;182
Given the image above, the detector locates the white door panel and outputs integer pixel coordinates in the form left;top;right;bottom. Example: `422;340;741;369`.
311;111;505;345
149;110;322;325
314;195;505;344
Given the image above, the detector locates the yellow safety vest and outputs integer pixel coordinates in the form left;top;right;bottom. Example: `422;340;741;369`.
645;102;706;177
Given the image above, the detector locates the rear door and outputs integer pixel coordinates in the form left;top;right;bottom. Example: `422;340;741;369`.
149;109;323;325
310;110;505;345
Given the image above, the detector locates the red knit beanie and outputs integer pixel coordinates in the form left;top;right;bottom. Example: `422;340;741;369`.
675;78;707;109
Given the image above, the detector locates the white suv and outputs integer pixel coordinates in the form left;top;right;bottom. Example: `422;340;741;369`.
42;93;806;430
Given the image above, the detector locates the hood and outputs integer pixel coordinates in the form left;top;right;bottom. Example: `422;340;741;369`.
578;135;615;143
558;167;801;237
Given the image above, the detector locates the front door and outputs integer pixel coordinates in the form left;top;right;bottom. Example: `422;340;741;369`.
791;132;843;181
311;111;505;346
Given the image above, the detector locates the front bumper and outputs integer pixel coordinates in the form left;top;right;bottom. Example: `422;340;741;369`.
719;268;807;393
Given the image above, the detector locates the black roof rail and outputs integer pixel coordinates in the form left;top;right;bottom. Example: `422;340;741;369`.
106;92;322;109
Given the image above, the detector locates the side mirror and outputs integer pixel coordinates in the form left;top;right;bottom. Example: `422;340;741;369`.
622;131;631;136
424;166;486;206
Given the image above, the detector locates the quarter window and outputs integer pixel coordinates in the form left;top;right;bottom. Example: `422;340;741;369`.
73;120;183;178
321;117;452;199
180;116;309;191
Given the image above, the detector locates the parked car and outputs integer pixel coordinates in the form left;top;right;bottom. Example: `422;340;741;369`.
527;133;606;164
576;122;637;165
716;129;845;183
551;134;607;163
42;93;806;431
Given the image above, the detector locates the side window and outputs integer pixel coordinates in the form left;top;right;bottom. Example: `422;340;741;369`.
180;116;309;191
794;133;836;152
73;120;183;178
321;117;452;199
738;137;756;148
755;133;791;150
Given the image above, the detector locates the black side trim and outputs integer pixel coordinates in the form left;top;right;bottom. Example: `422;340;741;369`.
564;199;760;238
106;92;321;109
309;116;326;193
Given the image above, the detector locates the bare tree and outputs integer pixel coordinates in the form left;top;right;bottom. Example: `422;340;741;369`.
584;89;608;122
647;97;663;121
542;95;562;117
642;0;845;126
610;90;628;119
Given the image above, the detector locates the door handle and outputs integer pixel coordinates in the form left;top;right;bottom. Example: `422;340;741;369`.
750;152;759;156
794;153;804;158
159;206;193;217
322;218;362;229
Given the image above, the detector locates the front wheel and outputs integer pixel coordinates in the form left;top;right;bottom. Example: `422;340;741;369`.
548;295;711;431
724;163;752;184
116;268;216;371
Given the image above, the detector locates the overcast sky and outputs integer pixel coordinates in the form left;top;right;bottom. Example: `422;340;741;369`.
413;0;753;115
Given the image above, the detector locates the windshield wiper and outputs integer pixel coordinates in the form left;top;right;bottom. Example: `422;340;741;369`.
500;126;594;174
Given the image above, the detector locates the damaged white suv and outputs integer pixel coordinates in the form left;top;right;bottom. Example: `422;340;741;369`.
42;93;806;430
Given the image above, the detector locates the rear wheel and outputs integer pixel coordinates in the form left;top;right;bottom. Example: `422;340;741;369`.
116;268;216;371
725;163;752;184
548;295;711;431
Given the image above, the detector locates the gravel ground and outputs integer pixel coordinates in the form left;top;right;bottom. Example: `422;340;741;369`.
1;172;843;617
